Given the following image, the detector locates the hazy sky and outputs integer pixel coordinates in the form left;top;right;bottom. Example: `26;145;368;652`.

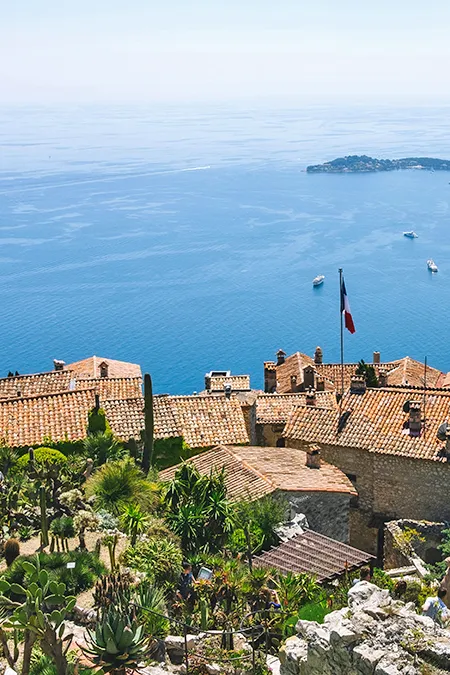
2;0;450;103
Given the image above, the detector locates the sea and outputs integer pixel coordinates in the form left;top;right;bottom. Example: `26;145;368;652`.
1;102;450;394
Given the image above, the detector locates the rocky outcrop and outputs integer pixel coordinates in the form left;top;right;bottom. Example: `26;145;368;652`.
279;581;450;674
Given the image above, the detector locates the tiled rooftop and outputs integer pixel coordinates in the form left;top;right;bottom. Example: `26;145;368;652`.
254;529;374;582
0;370;74;399
208;375;251;392
64;356;142;379
285;387;450;461
77;377;142;401
104;395;250;449
273;351;445;393
256;392;336;424
0;389;96;448
160;445;356;500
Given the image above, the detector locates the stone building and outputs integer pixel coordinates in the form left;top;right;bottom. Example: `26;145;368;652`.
284;378;450;559
264;347;446;393
160;444;357;542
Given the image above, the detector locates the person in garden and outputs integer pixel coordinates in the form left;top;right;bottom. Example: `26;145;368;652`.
422;587;450;625
177;562;195;601
266;589;281;610
352;566;371;586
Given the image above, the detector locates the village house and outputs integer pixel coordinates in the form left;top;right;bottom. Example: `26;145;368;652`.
284;376;450;560
264;347;447;393
160;444;357;542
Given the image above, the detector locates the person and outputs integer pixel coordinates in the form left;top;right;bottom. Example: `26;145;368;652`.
177;562;195;601
352;566;371;586
266;590;281;610
422;587;450;625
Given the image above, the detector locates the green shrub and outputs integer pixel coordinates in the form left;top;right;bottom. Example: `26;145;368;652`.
1;550;107;596
296;600;329;624
121;536;183;586
16;447;67;470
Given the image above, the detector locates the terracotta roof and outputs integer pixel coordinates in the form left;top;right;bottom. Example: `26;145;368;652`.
160;445;356;499
0;389;96;448
275;352;315;393
159;445;274;501
256;392;336;424
254;530;374;582
77;377;142;401
285;387;450;462
208;375;251;392
231;445;356;495
104;395;249;449
0;370;74;399
275;351;445;394
64;356;141;379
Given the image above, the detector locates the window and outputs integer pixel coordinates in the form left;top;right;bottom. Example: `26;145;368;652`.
99;362;109;378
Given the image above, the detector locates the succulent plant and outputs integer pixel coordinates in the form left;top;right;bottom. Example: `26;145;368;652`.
93;572;133;611
83;606;150;675
4;537;20;567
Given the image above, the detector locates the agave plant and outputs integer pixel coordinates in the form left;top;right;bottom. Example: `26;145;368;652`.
83;606;150;675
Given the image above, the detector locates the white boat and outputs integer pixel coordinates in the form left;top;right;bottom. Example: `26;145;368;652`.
427;259;438;273
313;275;325;287
403;231;418;239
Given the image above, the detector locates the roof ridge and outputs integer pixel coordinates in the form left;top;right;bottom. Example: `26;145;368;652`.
0;387;96;404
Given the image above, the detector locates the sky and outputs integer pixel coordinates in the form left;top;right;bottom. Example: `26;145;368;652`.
1;0;450;103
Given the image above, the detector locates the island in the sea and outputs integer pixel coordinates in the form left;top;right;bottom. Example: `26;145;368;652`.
307;154;450;173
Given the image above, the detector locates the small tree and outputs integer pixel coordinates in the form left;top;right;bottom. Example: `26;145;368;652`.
356;360;379;387
120;503;149;547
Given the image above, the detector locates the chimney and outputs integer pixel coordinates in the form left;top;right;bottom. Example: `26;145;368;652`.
290;375;297;392
306;444;321;469
409;401;422;436
205;373;212;392
53;359;65;371
303;365;316;391
264;362;277;393
224;383;232;398
276;349;286;366
373;351;381;365
316;378;325;392
314;346;323;365
306;388;316;406
378;369;388;388
350;375;367;394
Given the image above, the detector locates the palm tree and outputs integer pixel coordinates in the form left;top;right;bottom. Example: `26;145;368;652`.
85;459;157;516
120;503;150;546
82;432;126;466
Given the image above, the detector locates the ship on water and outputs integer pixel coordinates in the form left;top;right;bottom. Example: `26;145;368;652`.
427;259;438;273
403;231;418;239
313;275;325;287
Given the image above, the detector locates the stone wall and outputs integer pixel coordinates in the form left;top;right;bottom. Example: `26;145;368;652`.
287;436;450;558
280;581;450;675
282;490;351;543
384;519;447;570
256;422;285;447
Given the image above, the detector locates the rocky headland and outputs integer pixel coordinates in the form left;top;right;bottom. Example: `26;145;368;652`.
306;155;450;173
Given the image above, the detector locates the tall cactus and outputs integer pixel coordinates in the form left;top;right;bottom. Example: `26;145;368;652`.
142;373;154;473
40;486;49;548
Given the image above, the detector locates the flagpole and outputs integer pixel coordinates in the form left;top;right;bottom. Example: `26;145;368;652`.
339;268;344;401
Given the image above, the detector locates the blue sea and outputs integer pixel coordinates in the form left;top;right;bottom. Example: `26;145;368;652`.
1;102;450;393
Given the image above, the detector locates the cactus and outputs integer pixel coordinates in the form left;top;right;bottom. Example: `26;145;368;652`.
83;606;150;675
4;537;20;567
39;486;49;548
142;373;154;473
199;596;209;630
93;572;132;611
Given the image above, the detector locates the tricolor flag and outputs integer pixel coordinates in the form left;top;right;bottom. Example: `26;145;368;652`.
340;276;356;334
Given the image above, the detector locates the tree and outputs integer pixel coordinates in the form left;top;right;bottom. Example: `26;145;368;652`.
230;495;286;566
356;360;379;387
120;503;149;546
82;432;126;466
141;373;154;473
85;459;157;516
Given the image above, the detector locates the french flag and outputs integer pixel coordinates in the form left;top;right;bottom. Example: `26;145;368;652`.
340;277;356;334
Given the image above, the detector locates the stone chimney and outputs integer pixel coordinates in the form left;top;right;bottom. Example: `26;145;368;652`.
290;375;298;392
373;351;381;365
224;383;232;398
409;401;422;436
314;346;323;365
378;369;388;388
204;373;212;392
306;444;321;469
303;365;316;391
276;349;286;366
316;378;325;392
264;362;277;393
350;375;367;394
53;359;65;371
306;388;316;406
